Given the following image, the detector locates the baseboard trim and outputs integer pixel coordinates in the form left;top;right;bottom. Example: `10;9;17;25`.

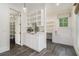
0;47;9;53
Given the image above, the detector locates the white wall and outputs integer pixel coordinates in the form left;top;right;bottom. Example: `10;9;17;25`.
0;4;9;53
21;10;27;46
46;6;73;46
77;14;79;49
52;15;73;46
76;14;79;55
71;5;79;55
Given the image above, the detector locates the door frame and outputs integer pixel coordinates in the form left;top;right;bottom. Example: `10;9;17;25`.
9;8;21;49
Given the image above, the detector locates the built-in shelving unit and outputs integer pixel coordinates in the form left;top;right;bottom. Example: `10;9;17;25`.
27;9;44;32
46;20;54;33
24;9;46;52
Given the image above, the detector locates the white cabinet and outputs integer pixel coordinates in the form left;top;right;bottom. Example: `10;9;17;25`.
24;32;45;52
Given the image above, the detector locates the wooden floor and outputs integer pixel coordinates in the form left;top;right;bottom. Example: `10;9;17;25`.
0;39;77;56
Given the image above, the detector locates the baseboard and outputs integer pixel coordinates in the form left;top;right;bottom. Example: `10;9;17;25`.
52;41;73;47
0;47;9;53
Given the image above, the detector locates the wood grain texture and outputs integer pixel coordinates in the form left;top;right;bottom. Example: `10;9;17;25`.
0;40;77;56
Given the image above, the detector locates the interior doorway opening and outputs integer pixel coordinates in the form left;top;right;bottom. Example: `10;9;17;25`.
46;33;53;49
10;8;21;50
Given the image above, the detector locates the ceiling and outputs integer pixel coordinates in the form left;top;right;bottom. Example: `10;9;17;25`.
25;3;45;12
25;3;73;14
46;3;73;10
46;3;73;16
8;3;73;15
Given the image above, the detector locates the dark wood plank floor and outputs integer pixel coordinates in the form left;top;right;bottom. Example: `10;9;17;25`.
0;39;77;56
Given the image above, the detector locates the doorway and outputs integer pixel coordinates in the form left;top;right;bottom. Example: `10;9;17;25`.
46;33;52;49
10;8;21;49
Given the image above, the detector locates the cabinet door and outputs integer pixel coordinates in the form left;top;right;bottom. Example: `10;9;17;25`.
31;35;38;51
24;33;31;47
24;33;38;51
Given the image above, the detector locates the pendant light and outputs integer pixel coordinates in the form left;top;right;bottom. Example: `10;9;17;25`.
23;3;26;12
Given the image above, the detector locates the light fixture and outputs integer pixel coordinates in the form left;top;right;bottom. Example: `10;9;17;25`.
56;3;59;6
23;3;26;12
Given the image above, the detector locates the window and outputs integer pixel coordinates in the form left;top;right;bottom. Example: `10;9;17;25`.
59;17;68;27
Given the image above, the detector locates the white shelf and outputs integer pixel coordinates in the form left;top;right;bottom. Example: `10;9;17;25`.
27;9;44;25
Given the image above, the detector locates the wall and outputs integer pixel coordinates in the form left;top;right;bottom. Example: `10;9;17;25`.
52;15;73;46
77;14;79;49
21;10;27;46
46;6;73;46
0;4;9;53
76;14;79;55
72;5;79;55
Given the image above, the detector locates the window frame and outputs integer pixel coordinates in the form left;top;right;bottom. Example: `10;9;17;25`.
59;17;68;27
